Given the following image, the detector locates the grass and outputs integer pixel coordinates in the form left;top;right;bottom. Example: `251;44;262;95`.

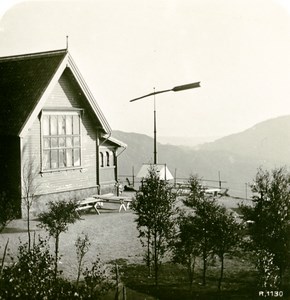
117;259;290;299
116;259;260;300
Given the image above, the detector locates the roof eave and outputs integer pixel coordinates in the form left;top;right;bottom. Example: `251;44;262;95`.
18;51;69;138
101;135;127;148
19;50;112;138
67;54;111;134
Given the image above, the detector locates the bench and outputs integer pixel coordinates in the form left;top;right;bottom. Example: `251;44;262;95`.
76;194;133;216
76;197;103;216
92;194;133;212
204;188;222;197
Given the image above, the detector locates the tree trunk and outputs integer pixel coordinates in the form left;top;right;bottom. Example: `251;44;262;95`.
76;257;82;286
147;230;151;276
27;199;31;251
154;231;159;286
202;251;207;286
123;286;127;300
187;256;195;290
218;254;224;291
54;234;59;279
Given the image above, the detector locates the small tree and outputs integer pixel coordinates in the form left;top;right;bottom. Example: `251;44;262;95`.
240;167;290;288
38;199;80;278
183;174;206;208
132;166;176;286
75;233;91;286
22;159;40;250
171;212;200;289
183;175;219;286
194;198;221;286
212;206;242;290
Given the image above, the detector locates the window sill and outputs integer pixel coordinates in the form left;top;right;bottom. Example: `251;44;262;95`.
40;167;83;174
100;166;116;169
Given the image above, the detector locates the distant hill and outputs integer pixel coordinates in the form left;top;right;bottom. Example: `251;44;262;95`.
198;115;290;165
158;135;220;147
112;115;290;197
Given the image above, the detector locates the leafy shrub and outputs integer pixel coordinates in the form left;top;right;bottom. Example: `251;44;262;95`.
0;236;113;299
256;249;280;289
0;237;56;299
82;256;113;298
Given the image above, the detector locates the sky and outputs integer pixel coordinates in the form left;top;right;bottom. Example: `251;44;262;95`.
0;0;290;140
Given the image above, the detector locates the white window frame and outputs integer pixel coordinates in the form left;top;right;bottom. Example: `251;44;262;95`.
41;110;82;172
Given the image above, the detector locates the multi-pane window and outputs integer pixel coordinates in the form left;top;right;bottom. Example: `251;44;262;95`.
42;112;81;171
99;151;114;167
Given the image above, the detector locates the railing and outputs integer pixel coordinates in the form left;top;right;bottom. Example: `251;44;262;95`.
118;174;252;200
118;174;227;190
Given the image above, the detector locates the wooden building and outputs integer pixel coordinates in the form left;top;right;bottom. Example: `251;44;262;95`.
0;49;126;217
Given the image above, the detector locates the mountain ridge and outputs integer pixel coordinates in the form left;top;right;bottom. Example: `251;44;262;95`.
198;115;290;164
113;115;290;197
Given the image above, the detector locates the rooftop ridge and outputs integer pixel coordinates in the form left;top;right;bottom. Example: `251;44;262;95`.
0;48;67;61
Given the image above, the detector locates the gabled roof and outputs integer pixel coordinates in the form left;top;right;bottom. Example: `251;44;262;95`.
0;49;111;137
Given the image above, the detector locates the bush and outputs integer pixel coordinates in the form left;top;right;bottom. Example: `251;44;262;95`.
0;237;112;299
240;167;290;287
0;237;57;299
82;257;113;298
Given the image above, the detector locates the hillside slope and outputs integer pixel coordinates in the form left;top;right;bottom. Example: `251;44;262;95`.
199;115;290;165
112;115;290;197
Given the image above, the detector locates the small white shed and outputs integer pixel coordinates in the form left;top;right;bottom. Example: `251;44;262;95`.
136;164;174;180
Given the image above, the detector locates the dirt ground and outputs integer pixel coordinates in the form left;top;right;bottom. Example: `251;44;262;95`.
0;209;143;280
0;195;248;280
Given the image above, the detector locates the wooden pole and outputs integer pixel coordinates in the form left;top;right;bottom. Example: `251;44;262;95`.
153;88;157;164
174;168;177;187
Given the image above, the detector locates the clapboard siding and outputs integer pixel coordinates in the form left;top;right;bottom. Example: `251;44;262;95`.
22;116;41;169
45;73;82;108
1;51;123;218
21;72;98;198
99;166;116;184
99;145;117;185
